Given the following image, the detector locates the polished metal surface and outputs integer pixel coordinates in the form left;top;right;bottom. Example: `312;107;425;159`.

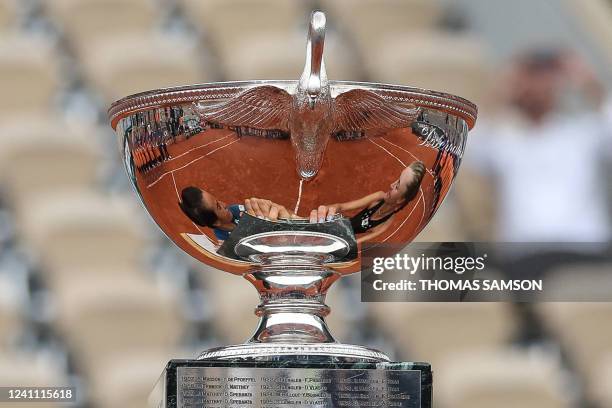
197;343;389;362
109;11;477;361
176;366;422;407
235;231;350;262
110;84;474;275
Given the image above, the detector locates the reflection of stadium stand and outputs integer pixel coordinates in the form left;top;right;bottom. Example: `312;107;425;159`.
232;125;289;139
126;107;192;174
205;121;224;130
334;130;367;141
203;120;290;139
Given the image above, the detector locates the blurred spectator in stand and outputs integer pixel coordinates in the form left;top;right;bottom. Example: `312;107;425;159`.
467;48;609;245
464;48;611;342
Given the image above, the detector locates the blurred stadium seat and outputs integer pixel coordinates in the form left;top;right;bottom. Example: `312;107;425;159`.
55;275;184;375
370;302;516;366
451;167;498;240
321;0;444;51
0;351;68;385
414;196;469;241
539;302;612;391
543;263;612;300
0;308;20;350
0;35;60;117
435;349;573;408
561;0;612;69
206;33;303;81
593;354;612;408
323;281;359;343
44;0;160;55
0;272;24;349
181;0;308;50
0;0;18;32
202;266;259;344
219;31;362;81
18;190;149;279
369;32;491;106
89;351;180;408
81;33;212;103
0;119;101;208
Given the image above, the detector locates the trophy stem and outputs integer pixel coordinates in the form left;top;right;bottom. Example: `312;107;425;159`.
247;254;338;344
197;253;389;362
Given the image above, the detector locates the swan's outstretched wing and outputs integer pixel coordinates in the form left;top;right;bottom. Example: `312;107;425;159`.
332;89;421;132
195;86;292;131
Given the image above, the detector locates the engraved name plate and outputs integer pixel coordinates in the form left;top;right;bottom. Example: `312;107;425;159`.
177;366;421;407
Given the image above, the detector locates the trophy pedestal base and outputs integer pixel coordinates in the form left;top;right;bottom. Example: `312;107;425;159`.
150;359;432;408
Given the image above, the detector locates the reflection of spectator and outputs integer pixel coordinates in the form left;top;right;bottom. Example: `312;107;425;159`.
467;49;611;243
179;187;244;241
313;161;426;242
178;108;185;136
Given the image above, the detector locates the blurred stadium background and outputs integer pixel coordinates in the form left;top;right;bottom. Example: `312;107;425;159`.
1;0;612;407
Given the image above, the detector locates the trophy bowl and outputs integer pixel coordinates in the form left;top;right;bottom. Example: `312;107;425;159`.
109;10;476;408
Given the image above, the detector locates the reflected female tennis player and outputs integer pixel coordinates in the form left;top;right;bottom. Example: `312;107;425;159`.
311;161;426;242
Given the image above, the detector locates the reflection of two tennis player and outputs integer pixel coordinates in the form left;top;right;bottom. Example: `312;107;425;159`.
179;161;425;242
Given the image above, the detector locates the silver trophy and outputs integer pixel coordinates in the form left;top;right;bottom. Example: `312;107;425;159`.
109;11;476;408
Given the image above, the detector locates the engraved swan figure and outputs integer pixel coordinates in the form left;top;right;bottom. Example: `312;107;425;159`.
195;11;420;180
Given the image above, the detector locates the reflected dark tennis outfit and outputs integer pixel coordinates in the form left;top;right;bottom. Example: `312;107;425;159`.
213;204;244;240
350;201;400;234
